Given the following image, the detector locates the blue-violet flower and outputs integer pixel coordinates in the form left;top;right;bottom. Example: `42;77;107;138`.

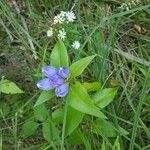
37;65;69;97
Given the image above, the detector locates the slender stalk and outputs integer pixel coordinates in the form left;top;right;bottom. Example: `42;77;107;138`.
60;96;69;150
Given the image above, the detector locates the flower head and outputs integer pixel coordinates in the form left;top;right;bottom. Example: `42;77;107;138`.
50;74;64;88
37;78;54;91
58;67;69;78
47;28;53;37
53;11;76;25
58;28;66;40
37;65;70;97
65;11;76;22
72;41;80;49
53;12;65;24
55;83;69;97
42;66;57;77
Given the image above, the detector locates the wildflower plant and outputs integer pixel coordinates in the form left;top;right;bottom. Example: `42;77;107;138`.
22;10;123;149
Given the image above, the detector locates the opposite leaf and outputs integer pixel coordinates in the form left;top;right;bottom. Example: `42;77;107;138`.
69;55;96;79
50;40;69;67
92;88;117;108
0;80;23;94
69;82;106;118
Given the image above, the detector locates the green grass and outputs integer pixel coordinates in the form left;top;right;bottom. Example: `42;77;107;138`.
1;0;150;149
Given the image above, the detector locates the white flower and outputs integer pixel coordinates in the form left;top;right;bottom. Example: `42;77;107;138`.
53;11;66;24
65;11;76;22
47;28;53;37
72;41;80;49
53;11;76;24
58;28;66;40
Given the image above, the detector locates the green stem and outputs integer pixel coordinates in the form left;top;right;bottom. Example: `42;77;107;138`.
60;96;69;150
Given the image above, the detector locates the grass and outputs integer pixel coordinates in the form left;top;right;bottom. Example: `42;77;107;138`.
1;0;150;149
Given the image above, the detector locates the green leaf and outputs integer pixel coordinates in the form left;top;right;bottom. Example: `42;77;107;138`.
50;40;69;67
52;107;64;124
93;88;117;108
42;118;60;142
65;106;84;135
69;82;106;118
23;121;38;137
67;130;84;145
83;82;101;92
101;140;106;150
69;55;96;79
34;91;54;107
92;119;128;137
0;80;23;94
112;137;121;150
92;119;117;137
34;104;49;122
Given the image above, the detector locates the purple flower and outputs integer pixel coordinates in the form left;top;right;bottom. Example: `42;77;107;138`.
42;66;57;77
37;65;69;98
37;78;54;91
55;84;69;97
50;74;64;88
58;67;69;78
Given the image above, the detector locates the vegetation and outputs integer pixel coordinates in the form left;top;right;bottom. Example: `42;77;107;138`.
1;0;150;149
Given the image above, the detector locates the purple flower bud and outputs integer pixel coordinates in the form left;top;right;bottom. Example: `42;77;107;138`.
42;66;57;77
55;84;69;97
37;78;54;91
58;67;69;78
50;74;64;88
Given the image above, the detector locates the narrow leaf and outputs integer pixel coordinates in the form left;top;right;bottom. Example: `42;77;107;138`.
69;55;96;79
69;82;106;118
0;80;23;94
50;40;68;67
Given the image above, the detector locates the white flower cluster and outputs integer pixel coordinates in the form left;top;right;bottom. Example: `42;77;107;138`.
46;11;76;40
46;10;80;48
53;11;76;24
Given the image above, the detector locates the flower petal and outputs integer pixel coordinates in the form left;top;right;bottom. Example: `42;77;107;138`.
55;84;69;97
42;66;57;77
37;78;54;91
58;67;69;78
